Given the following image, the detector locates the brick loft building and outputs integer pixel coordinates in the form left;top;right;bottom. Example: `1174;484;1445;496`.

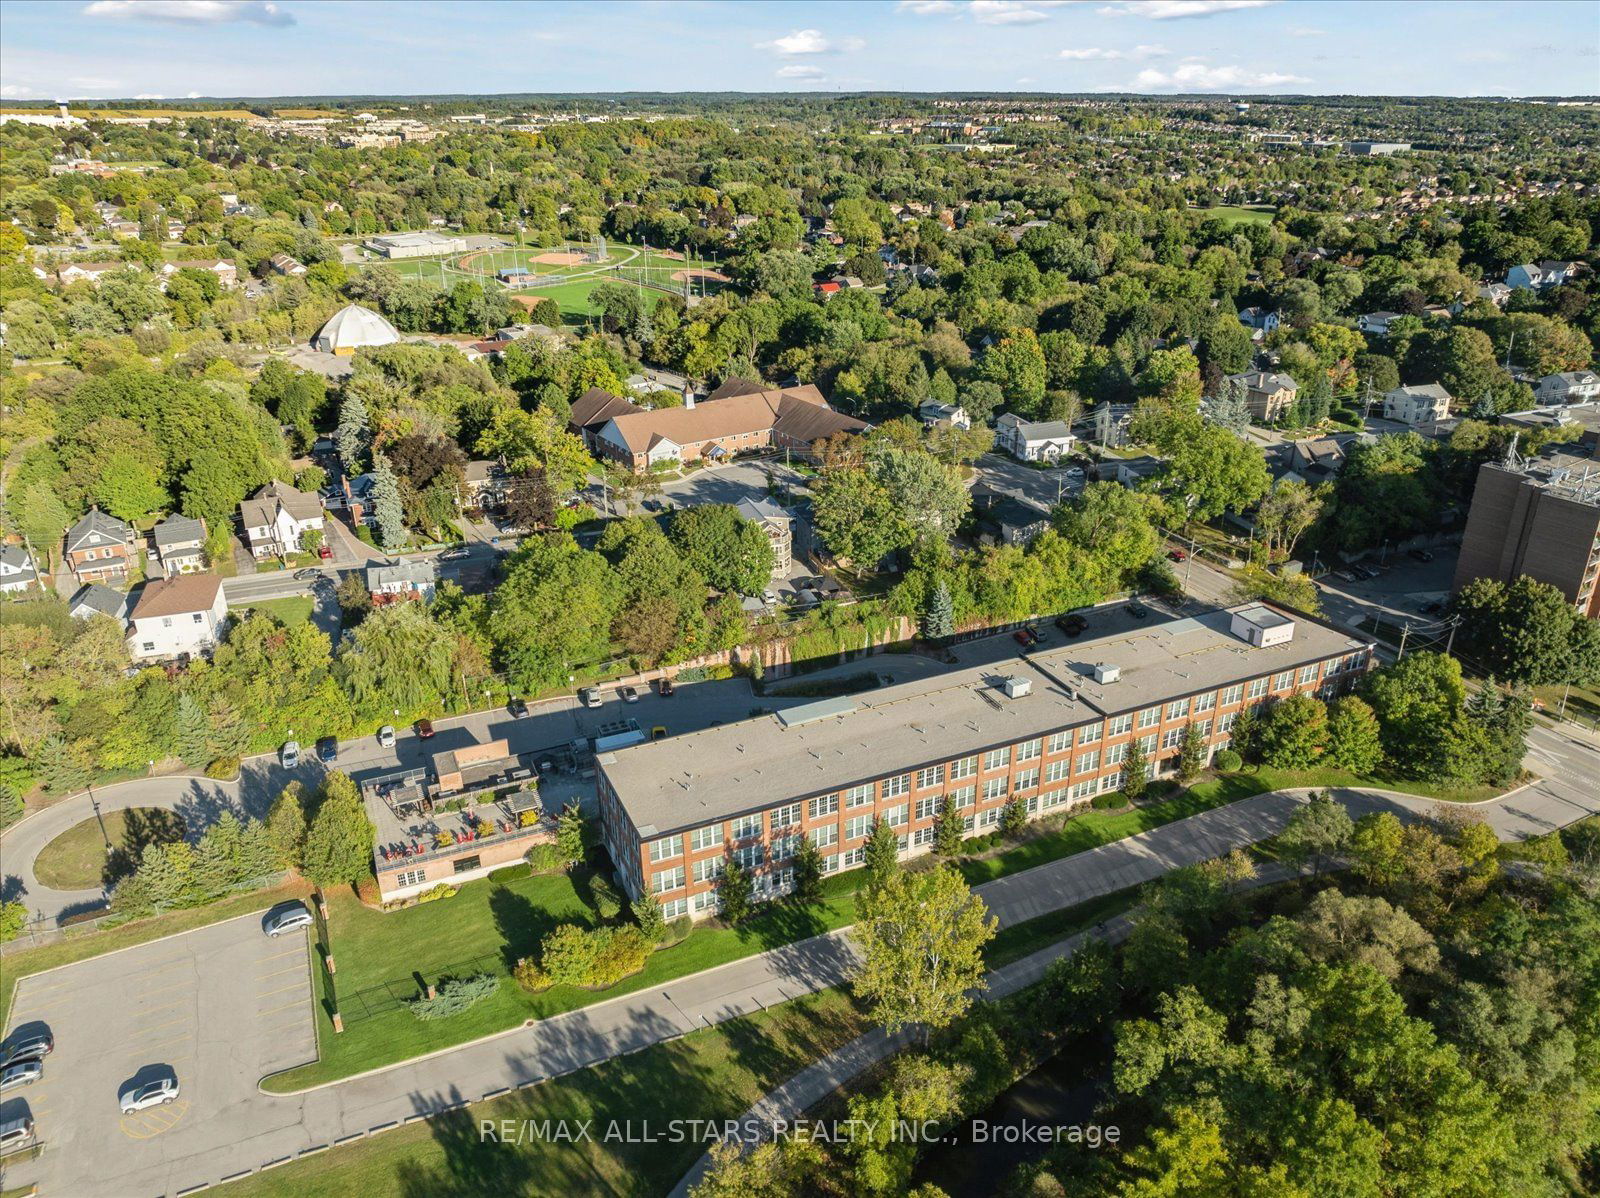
597;602;1375;921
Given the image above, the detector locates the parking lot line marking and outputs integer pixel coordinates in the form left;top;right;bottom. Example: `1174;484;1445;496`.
257;981;307;999
137;1032;193;1052
129;957;190;976
135;978;197;998
259;945;304;963
257;996;310;1017
132;999;190;1021
132;1014;191;1035
256;964;305;982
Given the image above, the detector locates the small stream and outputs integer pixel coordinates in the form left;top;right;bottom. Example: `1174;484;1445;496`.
914;1049;1108;1197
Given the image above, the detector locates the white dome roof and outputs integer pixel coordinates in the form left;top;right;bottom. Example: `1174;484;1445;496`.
312;304;400;352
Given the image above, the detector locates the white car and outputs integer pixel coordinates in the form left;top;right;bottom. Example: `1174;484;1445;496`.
263;902;313;938
119;1076;179;1114
280;741;300;769
377;725;396;749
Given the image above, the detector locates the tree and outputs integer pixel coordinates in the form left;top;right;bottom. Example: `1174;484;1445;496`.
1176;724;1207;784
503;470;556;531
999;796;1027;839
335;391;370;474
1326;695;1383;774
1206;375;1251;434
853;864;996;1041
1122;734;1149;801
1053;483;1161;587
1451;575;1600;687
668;504;774;596
1259;694;1329;770
265;781;309;870
298;527;323;556
370;453;406;551
1359;652;1471;779
490;535;621;692
339;603;455;717
1157;418;1271;525
863;817;901;892
1349;812;1407;888
557;802;585;866
935;797;966;858
813;468;906;567
633;891;667;943
1229;704;1261;764
923;579;954;641
301;772;375;888
1277;790;1354;876
794;834;825;904
720;856;753;924
1255;479;1324;562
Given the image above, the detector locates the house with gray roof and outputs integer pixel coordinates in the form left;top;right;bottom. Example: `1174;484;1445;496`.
1533;371;1600;407
735;496;794;576
151;514;207;576
366;558;437;603
0;544;40;594
1224;371;1300;424
995;413;1075;462
69;582;128;622
239;480;324;560
1383;383;1453;426
64;508;134;584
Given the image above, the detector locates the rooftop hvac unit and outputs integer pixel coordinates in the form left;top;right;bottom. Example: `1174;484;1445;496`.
1093;663;1121;684
1002;676;1032;699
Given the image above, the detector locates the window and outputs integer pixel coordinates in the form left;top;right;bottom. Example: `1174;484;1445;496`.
1047;759;1071;784
1219;711;1237;733
820;853;839;874
845;814;873;841
809;824;837;849
730;814;762;841
882;803;908;828
1013;768;1039;793
915;796;941;821
1221;684;1244;706
1107;714;1133;737
1048;731;1072;755
1076;749;1100;775
1272;671;1293;691
1078;723;1102;745
841;846;867;869
652;866;686;895
649;835;683;863
950;756;977;781
1138;707;1161;729
141;642;155;653
1139;733;1157;754
845;784;874;808
1071;779;1097;801
693;857;723;883
690;824;722;853
192;613;203;624
1194;719;1212;738
984;747;1011;771
1162;727;1184;750
1248;678;1269;700
1193;692;1216;713
948;785;976;810
661;898;688;920
1167;698;1190;720
1040;789;1067;811
982;777;1008;802
917;764;944;789
810;794;838;819
161;617;172;629
1107;742;1128;765
1016;738;1041;762
396;868;426;888
912;827;937;848
770;834;800;861
732;843;763;869
771;803;801;831
692;890;719;914
451;854;480;874
1299;664;1318;685
977;807;1003;828
882;774;909;799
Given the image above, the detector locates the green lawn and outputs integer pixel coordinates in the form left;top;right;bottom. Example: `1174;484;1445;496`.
31;806;183;890
1192;204;1277;226
237;595;315;626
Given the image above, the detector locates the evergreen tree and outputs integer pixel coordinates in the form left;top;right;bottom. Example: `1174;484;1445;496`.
265;781;309;870
1122;735;1150;801
371;452;406;551
1206;376;1250;435
137;840;196;908
720;856;753;923
176;691;209;769
923;579;955;641
1177;724;1207;784
192;811;245;898
335;391;370;474
999;796;1028;839
934;797;966;858
633;891;667;943
794;834;825;904
301;772;375;888
1230;705;1261;764
236;821;278;881
557;803;585;866
864;817;902;891
1326;696;1383;774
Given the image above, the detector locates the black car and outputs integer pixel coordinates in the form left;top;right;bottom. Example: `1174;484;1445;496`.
1055;613;1087;637
658;678;675;697
316;736;338;764
1408;548;1435;563
509;698;529;718
1124;602;1148;620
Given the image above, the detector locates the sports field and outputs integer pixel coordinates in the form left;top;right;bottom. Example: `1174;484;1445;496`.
1191;204;1277;227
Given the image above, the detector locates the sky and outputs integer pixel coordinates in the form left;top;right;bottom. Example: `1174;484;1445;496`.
0;0;1597;102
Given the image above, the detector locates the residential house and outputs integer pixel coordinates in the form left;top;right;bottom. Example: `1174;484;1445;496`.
995;413;1075;462
0;544;40;594
366;559;437;604
1534;371;1600;407
1383;383;1453;425
151;514;207;576
1357;311;1404;336
970;485;1050;546
69;583;127;622
1223;371;1300;424
735;496;794;576
1287;436;1350;484
1090;403;1136;448
161;259;237;289
1507;261;1580;292
1237;307;1281;336
1476;282;1512;307
1094;453;1165;487
239;481;325;559
267;253;307;277
64;508;134;584
127;574;227;663
918;400;971;430
54;261;123;288
462;459;510;513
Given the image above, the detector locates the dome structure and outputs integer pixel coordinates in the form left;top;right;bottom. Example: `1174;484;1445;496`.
312;304;400;355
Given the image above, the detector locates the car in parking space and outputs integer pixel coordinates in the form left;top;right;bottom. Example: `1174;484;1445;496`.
377;724;396;749
294;567;323;581
316;736;338;764
262;901;313;938
1;1033;52;1067
317;544;333;560
509;697;529;718
1013;627;1040;648
415;718;435;739
0;1114;35;1154
619;686;640;703
1408;548;1435;563
1419;600;1444;615
651;725;668;740
1124;602;1148;620
578;687;602;709
280;740;300;768
657;678;675;697
0;1060;42;1093
1055;613;1087;637
119;1076;180;1114
1355;565;1381;580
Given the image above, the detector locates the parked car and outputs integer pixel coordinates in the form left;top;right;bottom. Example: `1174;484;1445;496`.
1013;627;1040;647
439;546;469;561
578;687;602;709
762;589;780;607
316;736;337;765
262;902;313;938
1419;600;1444;615
651;725;668;740
1408;548;1435;563
509;698;529;718
0;1114;35;1154
415;718;435;739
1;1033;53;1067
1167;548;1188;562
1124;602;1148;620
280;740;300;769
657;678;675;697
0;1061;42;1093
293;567;322;581
619;686;640;703
1333;570;1357;582
118;1076;179;1114
377;724;396;749
317;543;333;560
1055;613;1087;637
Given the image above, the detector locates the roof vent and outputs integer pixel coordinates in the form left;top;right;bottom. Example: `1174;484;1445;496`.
1002;676;1032;699
1094;663;1121;684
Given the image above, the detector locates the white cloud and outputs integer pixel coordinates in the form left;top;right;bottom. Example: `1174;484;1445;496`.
1131;61;1307;89
0;84;42;98
1099;0;1274;19
971;1;1054;24
1287;26;1325;37
83;0;295;26
133;92;167;99
777;65;826;79
895;0;958;12
758;28;863;56
1059;43;1168;59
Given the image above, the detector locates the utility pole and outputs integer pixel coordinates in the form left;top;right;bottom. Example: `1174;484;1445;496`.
1397;621;1410;660
1444;619;1457;656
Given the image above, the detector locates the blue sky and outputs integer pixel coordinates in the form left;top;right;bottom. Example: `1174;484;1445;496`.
1;0;1596;101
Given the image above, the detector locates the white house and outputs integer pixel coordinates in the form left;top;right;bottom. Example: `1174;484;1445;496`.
1237;306;1281;335
0;544;40;593
1357;311;1404;336
160;259;238;290
365;559;437;603
69;583;127;622
918;399;971;430
995;413;1075;462
239;480;325;559
1533;371;1600;407
127;574;227;663
1506;261;1580;292
1383;383;1453;425
54;261;123;288
1091;403;1136;448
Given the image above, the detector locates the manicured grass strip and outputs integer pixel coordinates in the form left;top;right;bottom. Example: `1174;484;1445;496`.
237;596;315;626
984;884;1146;968
32;808;171;891
225;988;871;1198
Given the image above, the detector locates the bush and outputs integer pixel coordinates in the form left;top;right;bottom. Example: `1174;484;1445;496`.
661;915;693;948
417;882;457;904
205;756;240;779
540;924;600;986
1214;749;1243;772
525;843;563;874
589;873;624;919
518;808;543;829
591;925;650;986
1090;792;1130;811
434;830;457;848
513;957;552;993
407;973;499;1020
538;923;650;989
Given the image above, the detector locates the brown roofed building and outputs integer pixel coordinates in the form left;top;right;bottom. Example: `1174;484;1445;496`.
568;387;645;453
127;573;227;662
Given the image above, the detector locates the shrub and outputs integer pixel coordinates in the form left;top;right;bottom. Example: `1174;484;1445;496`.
591;925;651;986
417;882;457;904
434;830;457;848
590;873;624;919
205;756;240;779
513;957;552;993
662;915;693;947
1090;792;1129;811
538;923;650;988
473;818;496;838
408;973;499;1020
540;924;600;986
518;808;543;829
525;843;563;874
1214;749;1243;772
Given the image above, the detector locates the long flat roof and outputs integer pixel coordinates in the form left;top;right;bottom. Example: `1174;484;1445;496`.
600;602;1371;838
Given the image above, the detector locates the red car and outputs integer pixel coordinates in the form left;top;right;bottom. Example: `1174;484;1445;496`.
1168;548;1187;562
1013;627;1040;647
318;544;333;560
415;718;435;739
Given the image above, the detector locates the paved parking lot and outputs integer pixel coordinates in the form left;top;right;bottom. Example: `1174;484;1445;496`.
1;911;315;1196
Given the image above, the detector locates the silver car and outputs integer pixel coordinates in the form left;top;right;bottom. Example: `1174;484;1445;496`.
377;725;396;748
119;1076;179;1114
263;903;313;938
0;1060;42;1093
